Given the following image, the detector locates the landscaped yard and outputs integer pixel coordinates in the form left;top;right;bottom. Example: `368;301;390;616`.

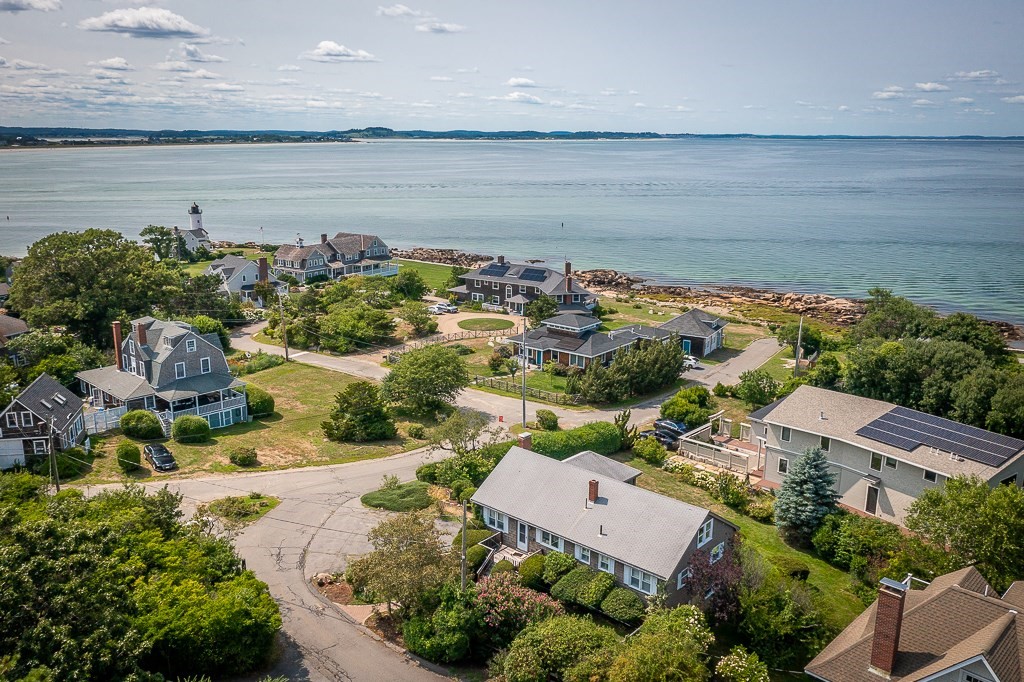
205;493;281;528
73;363;429;483
702;323;771;364
457;317;515;332
761;345;796;383
394;258;456;292
596;297;683;330
616;455;865;630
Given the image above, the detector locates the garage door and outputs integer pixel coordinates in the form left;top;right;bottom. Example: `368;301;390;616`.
0;439;25;470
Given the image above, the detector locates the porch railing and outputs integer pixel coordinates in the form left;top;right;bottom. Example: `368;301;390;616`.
84;405;128;435
198;395;246;415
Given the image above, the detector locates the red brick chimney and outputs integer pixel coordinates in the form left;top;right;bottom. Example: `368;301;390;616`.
135;321;148;347
258;257;269;283
870;578;909;675
588;479;599;503
112;321;123;371
321;233;328;244
565;261;572;293
518;432;532;451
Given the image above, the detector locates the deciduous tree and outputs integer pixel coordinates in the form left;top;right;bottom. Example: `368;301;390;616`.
524;295;559;328
735;369;780;409
382;344;469;413
399;301;438;337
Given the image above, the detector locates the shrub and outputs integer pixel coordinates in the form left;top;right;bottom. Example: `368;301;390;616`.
491;560;515;574
712;382;731;397
172;415;212;443
453;528;495;550
407;423;426;439
449;344;474;356
600;587;646;624
551;566;593;603
502;615;619;682
467;545;490;574
519;553;546;590
544;361;570;377
458;486;476;504
450;478;472;499
577;570;615;610
232;350;285;376
116;441;141;473
746;495;775;524
476;572;564;650
360;481;434;512
712;471;751;510
120;410;163;439
535;409;559;431
488;352;505;372
532;421;621;460
773;556;811;581
401;584;479;664
716;646;770;682
416;461;439;483
229;447;258;467
543;551;577;585
35;451;83;479
245;385;275;418
632;436;668;465
435;452;494;487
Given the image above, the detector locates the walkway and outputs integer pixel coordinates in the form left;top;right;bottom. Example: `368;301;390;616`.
685;337;782;388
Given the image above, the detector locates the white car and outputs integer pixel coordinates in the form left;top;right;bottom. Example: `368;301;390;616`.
683;355;699;369
428;303;459;314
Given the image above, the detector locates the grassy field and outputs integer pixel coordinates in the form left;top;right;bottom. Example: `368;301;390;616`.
617;455;865;630
361;480;435;511
394;258;456;292
458;318;516;332
73;363;429;483
761;345;796;383
205;493;281;528
181;247;274;277
597;297;683;330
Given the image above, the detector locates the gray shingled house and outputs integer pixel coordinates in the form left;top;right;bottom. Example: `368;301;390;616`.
272;232;396;283
0;373;87;470
806;567;1024;682
451;256;597;314
76;318;247;435
507;312;674;368
471;440;737;604
659;308;727;357
204;255;287;306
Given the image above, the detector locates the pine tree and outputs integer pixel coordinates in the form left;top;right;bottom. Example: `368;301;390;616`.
774;447;840;544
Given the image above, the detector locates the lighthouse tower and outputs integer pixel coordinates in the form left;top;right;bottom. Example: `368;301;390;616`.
188;202;203;231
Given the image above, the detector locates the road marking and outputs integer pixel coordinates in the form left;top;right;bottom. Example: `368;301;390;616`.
290;351;309;358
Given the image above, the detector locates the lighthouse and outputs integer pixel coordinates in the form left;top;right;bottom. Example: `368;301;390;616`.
188;202;203;231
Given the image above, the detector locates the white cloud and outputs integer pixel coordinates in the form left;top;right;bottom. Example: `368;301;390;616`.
1002;95;1024;104
376;4;429;17
430;75;453;81
506;77;536;87
88;56;134;71
90;69;132;83
882;85;904;92
0;37;8;44
862;106;894;114
672;104;692;112
871;91;903;100
275;78;299;85
950;97;974;104
455;92;474;98
186;68;220;79
180;42;226;63
951;69;1000;80
911;98;938;107
600;88;619;96
410;100;435;108
0;0;59;12
489;91;543;104
415;22;465;33
204;82;243;91
634;102;647;108
742;104;766;110
277;64;301;72
154;60;191;72
79;8;210;39
915;82;949;92
300;41;378;62
10;59;65;75
960;107;994;115
837;105;850;112
456;67;478;74
0;57;6;67
628;90;639;95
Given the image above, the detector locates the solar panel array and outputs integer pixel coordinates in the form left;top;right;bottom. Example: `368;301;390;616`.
479;263;510;277
519;268;548;282
855;405;1024;468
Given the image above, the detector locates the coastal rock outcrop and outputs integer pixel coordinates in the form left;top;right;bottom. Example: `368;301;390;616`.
574;269;646;290
391;247;491;268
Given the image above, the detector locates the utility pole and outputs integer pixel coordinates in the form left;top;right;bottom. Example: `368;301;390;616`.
460;500;468;591
47;417;60;492
521;320;528;428
277;293;290;361
794;315;804;377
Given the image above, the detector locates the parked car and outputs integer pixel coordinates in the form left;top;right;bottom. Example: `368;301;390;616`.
143;443;178;472
654;419;688;438
683;355;699;369
428;302;459;314
638;429;680;451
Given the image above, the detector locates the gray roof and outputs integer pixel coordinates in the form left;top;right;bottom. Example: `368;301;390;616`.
275;232;389;264
752;385;1024;479
156;374;244;401
77;366;154;401
10;373;83;433
748;396;786;422
460;260;594;298
471;446;728;578
541;313;601;330
660;308;727;338
510;323;670;359
563;450;641;482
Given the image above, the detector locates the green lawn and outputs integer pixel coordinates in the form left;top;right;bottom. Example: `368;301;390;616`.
458;318;516;332
761;346;796;383
181;248;274;277
525;370;569;393
617;455;865;630
597;297;682;330
361;480;435;511
394;258;456;292
206;493;281;527
73;363;429;483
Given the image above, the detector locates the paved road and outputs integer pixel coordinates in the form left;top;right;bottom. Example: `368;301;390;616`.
110;449;452;682
686;337;782;389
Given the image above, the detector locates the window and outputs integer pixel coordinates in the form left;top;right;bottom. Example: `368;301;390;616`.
777;457;789;475
870;453;883;471
200;357;211;374
5;413;17;428
923;469;937;483
32;439;47;454
625;566;655;595
484;508;507;532
175;362;186;379
242;275;246;282
598;554;615;574
677;567;693;589
519;285;526;293
884;456;898;470
704;587;716;600
1001;474;1018;487
963;674;990;682
575;545;591;564
781;426;791;442
186;339;197;352
473;280;481;287
710;542;725;564
538;529;562;551
128;339;135;353
820;436;831;451
490;295;500;305
492;281;499;289
20;412;32;428
697;518;714;548
471;293;483;302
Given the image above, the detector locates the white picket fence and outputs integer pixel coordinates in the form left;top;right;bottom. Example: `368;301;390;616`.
83;405;128;435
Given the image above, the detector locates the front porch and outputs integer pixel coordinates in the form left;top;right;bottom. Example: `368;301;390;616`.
155;388;248;433
332;261;399;278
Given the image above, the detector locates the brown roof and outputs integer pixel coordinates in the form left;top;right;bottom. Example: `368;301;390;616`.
806;567;1024;682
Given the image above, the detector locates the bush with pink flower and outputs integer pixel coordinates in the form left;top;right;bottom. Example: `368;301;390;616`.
475;571;564;649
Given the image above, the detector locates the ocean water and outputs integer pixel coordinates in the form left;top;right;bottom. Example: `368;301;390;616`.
0;139;1022;323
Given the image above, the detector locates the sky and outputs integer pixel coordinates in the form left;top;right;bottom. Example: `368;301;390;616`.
1;0;1023;135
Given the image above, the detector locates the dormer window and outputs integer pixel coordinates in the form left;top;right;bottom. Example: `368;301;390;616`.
128;339;135;353
186;339;197;353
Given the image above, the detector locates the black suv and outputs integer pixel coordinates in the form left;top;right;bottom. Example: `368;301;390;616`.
143;443;178;472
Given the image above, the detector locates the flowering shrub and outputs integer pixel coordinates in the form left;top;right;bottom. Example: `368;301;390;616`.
661;459;776;522
475;572;563;649
716;646;770;682
639;605;715;651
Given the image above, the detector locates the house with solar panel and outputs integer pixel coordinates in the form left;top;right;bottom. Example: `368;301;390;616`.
449;256;597;314
747;385;1024;526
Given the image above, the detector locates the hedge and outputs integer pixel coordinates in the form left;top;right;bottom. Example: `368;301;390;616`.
542;551;577;585
519;553;546;590
532;422;621;460
171;415;212;443
245;385;275;418
467;544;489;574
120;410;163;440
452;528;494;550
492;560;515;574
577;570;615;609
551;566;594;603
116;441;141;473
416;461;439;483
600;587;646;624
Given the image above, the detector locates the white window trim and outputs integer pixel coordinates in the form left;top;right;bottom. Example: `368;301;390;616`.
484;508;507;532
710;542;725;564
200;357;212;374
677;567;693;589
174;362;186;379
777;457;789;475
5;413;16;428
471;292;484;302
32;439;47;454
923;469;937;483
128;339;135;353
625;565;656;595
492;281;499;289
781;426;791;442
575;544;591;564
598;554;615;574
537;529;563;551
697;518;714;548
186;338;197;352
884;456;898;470
870;453;883;471
20;411;33;428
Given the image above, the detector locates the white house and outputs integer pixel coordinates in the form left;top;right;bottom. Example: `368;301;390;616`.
204;255;286;306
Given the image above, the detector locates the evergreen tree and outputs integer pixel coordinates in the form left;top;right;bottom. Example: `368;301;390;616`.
774;447;840;544
322;381;397;442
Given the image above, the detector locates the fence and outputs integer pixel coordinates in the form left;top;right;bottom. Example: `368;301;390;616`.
471;376;584;405
676;438;754;474
83;405;128;435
